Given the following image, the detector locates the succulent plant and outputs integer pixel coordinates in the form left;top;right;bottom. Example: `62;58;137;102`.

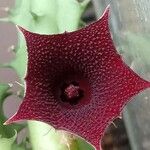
1;1;150;150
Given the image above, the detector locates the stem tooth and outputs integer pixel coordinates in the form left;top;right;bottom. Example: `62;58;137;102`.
0;7;10;12
15;81;24;87
0;17;9;22
8;83;13;88
7;45;15;52
112;122;117;128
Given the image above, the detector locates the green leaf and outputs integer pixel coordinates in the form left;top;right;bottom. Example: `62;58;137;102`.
0;131;17;150
76;138;94;150
28;121;70;150
0;84;13;138
0;84;24;138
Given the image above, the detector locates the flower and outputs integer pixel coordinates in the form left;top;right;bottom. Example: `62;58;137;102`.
5;5;150;150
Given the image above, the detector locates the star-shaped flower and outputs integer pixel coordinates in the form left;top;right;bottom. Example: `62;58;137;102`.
5;5;150;150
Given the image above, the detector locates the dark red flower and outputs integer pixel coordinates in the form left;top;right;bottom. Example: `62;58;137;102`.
5;6;150;150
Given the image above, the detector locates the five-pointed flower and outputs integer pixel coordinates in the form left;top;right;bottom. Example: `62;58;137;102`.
5;5;150;150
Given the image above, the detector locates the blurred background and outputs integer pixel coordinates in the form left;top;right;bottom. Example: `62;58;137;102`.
0;0;150;150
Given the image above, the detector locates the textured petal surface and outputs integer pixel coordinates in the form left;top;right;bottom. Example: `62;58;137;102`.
6;6;150;150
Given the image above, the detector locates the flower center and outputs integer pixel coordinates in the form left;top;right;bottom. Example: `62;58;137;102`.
60;81;84;105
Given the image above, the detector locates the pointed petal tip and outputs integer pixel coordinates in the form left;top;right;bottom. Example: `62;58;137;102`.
99;4;110;21
16;25;40;42
106;4;111;10
146;81;150;89
16;25;33;38
16;25;27;34
104;4;111;15
142;79;150;89
4;113;18;125
3;120;10;125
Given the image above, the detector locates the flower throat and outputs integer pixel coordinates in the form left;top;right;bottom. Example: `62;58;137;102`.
60;81;84;105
